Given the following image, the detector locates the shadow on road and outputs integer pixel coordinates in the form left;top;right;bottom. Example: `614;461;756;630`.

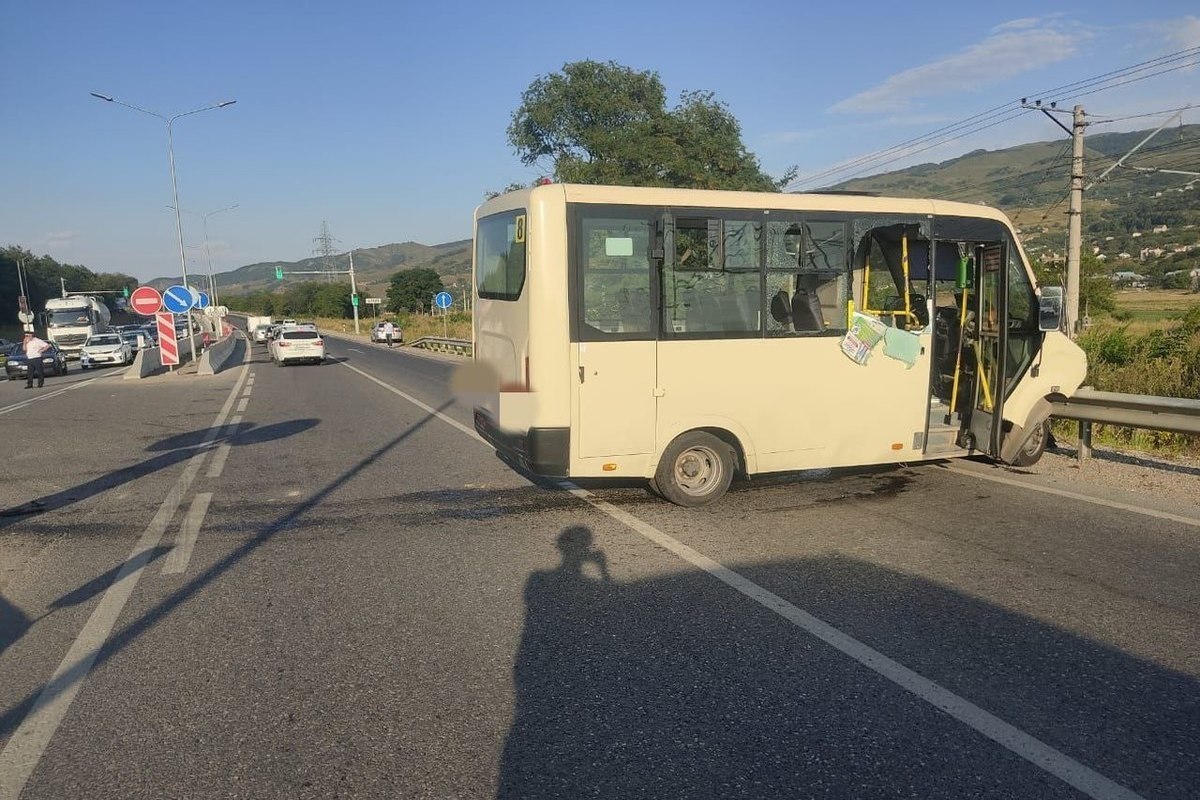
497;528;1200;799
0;401;452;741
0;419;319;530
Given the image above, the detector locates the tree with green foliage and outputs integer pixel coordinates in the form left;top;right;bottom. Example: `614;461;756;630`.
387;268;444;313
0;246;138;329
507;60;794;191
1033;254;1116;316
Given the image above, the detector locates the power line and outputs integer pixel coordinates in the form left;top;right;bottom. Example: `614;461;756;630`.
787;45;1200;191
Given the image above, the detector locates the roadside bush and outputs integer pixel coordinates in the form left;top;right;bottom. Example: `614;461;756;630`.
1073;315;1200;454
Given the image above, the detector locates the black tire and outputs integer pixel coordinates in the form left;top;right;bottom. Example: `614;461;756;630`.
653;431;735;507
1010;420;1050;467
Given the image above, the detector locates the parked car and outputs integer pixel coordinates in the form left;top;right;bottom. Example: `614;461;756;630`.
270;327;325;366
0;339;15;367
80;332;133;369
370;322;403;344
6;342;68;380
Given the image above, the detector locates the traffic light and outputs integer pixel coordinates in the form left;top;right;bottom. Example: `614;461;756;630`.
275;266;284;280
122;286;130;298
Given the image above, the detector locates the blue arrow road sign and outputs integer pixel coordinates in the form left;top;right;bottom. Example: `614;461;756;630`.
163;285;195;314
198;291;210;309
434;291;453;310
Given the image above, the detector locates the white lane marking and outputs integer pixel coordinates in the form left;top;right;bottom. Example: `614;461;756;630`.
346;347;364;353
160;493;213;575
0;363;250;800
236;397;249;412
205;414;243;479
338;365;1145;800
942;462;1200;529
335;360;481;441
563;486;1143;800
0;377;101;416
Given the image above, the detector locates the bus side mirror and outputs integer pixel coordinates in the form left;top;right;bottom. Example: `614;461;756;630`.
1038;286;1063;332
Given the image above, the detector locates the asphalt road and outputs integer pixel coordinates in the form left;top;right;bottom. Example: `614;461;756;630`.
0;325;1197;799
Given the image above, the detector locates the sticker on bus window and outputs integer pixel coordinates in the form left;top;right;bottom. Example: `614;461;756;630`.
605;237;634;257
514;215;526;244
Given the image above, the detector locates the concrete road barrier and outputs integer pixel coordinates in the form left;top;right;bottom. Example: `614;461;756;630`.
124;346;162;379
197;333;243;375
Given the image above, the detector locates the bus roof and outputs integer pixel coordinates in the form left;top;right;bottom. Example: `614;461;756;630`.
477;183;1013;226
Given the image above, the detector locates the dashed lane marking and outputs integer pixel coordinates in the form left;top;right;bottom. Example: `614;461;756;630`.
205;414;242;479
160;493;213;575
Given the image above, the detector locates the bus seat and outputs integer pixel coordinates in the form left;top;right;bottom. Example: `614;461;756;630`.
791;291;825;332
770;289;791;325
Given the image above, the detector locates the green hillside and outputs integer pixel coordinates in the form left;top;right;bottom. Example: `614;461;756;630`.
831;124;1200;280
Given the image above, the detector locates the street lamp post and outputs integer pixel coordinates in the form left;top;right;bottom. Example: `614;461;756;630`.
90;92;236;364
201;204;238;307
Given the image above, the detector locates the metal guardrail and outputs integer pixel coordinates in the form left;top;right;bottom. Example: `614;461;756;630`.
1049;387;1200;461
408;336;472;357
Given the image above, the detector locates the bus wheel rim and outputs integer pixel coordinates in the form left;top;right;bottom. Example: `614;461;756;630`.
1023;423;1045;455
674;445;722;496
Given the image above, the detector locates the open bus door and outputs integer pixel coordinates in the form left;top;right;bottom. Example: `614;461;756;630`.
962;242;1008;456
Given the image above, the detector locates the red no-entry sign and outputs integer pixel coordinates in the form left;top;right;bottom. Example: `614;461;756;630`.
130;286;163;316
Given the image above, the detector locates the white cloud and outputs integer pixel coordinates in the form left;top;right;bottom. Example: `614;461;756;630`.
830;18;1080;114
1165;15;1200;52
44;230;80;252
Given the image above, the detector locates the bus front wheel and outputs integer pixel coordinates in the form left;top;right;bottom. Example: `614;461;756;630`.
1010;420;1051;467
653;431;735;507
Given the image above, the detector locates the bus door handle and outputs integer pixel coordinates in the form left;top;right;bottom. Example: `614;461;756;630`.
579;365;585;383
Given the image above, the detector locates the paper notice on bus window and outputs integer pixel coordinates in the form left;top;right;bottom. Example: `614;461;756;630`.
840;313;887;366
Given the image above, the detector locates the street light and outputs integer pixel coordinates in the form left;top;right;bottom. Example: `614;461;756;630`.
170;203;239;306
90;91;236;363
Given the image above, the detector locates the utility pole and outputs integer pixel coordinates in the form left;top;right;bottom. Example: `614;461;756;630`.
348;249;360;334
1022;99;1086;338
1066;104;1085;338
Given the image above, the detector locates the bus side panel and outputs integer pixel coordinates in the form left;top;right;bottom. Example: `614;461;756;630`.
654;336;933;476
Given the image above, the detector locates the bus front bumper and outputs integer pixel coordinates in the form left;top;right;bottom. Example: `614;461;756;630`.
473;409;569;477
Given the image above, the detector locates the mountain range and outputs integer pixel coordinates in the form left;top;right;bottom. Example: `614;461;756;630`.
149;239;471;298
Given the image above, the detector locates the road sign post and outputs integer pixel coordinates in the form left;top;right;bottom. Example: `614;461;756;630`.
130;286;163;316
163;284;197;361
157;312;179;368
435;291;453;338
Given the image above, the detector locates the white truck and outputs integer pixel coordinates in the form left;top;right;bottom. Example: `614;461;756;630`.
245;315;273;343
44;295;112;358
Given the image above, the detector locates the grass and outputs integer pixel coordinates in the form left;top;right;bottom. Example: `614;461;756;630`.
1106;289;1200;328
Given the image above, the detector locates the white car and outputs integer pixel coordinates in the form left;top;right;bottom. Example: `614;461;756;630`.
80;332;133;368
370;322;403;343
270;327;325;366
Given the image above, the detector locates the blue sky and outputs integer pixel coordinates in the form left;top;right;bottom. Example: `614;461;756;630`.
1;0;1198;281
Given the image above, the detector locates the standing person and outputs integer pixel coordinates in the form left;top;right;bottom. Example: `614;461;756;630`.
22;332;50;389
383;320;395;348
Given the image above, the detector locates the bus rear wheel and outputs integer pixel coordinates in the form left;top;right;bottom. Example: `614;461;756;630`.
653;431;735;507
